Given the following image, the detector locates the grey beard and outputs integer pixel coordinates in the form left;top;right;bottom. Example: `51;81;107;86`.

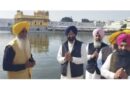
94;41;101;48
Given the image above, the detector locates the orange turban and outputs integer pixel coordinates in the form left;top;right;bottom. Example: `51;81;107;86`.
12;21;30;35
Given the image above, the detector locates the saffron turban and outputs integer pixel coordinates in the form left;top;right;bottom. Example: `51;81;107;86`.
92;28;105;38
116;33;130;46
12;21;30;35
65;26;78;36
109;31;122;45
109;29;130;45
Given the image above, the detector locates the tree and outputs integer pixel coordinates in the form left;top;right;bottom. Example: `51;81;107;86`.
81;19;90;22
61;17;73;22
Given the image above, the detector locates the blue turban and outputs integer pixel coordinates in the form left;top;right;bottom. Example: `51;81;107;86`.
65;26;78;36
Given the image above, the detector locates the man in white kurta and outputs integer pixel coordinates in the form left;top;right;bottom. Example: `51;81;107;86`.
101;33;130;79
57;26;87;79
86;28;108;79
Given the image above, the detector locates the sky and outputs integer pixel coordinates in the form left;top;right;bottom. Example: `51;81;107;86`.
1;11;130;22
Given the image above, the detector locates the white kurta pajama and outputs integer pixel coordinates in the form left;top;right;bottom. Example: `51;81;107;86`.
57;41;87;79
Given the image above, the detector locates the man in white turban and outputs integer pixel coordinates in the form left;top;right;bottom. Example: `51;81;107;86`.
86;28;108;79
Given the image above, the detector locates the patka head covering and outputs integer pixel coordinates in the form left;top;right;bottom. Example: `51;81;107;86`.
12;21;30;35
65;26;78;36
116;33;130;46
92;28;105;38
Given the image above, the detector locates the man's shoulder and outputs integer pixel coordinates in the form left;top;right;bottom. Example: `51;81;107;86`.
88;42;93;46
102;46;111;50
4;45;14;53
8;39;17;46
102;42;108;46
62;41;68;45
76;40;83;44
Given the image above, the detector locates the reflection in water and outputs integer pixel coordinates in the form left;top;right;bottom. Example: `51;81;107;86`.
0;31;111;79
29;33;49;53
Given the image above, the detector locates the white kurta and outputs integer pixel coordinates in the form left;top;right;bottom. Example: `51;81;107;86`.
85;44;101;79
101;53;130;79
97;51;102;70
57;41;87;79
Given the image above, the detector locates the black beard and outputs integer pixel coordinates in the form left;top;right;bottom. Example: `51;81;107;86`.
68;37;75;42
118;50;130;56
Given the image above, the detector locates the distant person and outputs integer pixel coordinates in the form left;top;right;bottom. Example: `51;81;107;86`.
57;26;87;79
86;28;108;79
101;33;130;79
120;24;127;31
3;21;35;79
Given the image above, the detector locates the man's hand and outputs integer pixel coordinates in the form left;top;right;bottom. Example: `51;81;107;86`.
91;50;98;59
64;52;72;62
120;69;128;79
25;60;35;68
114;68;128;79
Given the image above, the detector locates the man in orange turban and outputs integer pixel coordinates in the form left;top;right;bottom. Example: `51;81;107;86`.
3;21;36;79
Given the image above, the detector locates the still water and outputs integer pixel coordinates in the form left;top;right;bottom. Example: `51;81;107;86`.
0;31;110;79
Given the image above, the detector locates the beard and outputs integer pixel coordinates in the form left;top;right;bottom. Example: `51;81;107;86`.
68;37;76;42
16;36;31;58
94;41;101;48
118;49;130;56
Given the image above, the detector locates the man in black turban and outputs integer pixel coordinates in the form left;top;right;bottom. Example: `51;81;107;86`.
57;26;87;79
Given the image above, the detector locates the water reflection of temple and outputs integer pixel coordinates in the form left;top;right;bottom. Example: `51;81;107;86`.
28;33;49;53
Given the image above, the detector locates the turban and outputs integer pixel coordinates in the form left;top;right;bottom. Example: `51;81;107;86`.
12;21;30;35
116;33;130;46
122;29;130;34
108;31;122;45
92;28;105;38
65;26;78;36
108;29;130;45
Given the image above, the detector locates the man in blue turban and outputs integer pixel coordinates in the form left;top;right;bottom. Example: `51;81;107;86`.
57;26;87;79
65;26;78;43
65;26;78;35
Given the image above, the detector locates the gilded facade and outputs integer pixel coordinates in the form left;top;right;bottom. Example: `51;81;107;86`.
14;10;49;27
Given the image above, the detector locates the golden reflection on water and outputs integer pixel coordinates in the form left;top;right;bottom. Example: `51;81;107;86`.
29;33;49;53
